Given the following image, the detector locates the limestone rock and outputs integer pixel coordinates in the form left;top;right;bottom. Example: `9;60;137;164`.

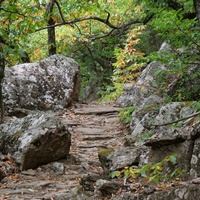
117;42;192;108
190;137;200;179
131;102;198;145
153;102;193;125
69;186;94;200
144;102;198;147
98;147;141;173
159;42;173;52
144;125;191;148
130;95;163;136
3;54;81;110
117;61;167;107
112;182;200;200
148;140;193;177
96;179;121;196
0;112;71;170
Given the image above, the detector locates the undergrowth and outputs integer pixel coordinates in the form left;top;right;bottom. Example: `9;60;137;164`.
110;153;183;184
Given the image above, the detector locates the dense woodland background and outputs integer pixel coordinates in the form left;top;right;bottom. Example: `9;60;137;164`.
0;0;200;105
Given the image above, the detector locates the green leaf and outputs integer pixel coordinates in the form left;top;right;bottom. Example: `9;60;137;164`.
140;169;147;178
131;165;139;169
109;171;121;178
170;154;177;165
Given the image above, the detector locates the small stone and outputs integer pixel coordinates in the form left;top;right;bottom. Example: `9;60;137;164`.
21;169;36;176
96;179;121;196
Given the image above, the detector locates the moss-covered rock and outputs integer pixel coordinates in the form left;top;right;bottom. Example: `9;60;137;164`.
98;147;141;174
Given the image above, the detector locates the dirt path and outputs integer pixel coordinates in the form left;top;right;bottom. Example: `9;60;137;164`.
0;102;129;200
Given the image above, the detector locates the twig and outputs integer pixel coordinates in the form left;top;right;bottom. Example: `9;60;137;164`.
105;10;110;23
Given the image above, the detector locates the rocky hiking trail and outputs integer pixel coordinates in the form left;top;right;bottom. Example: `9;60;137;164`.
0;102;129;200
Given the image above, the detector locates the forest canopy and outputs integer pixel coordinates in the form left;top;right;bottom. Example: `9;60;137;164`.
0;0;200;101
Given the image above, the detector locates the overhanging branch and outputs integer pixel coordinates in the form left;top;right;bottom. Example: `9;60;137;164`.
145;111;200;129
36;14;140;32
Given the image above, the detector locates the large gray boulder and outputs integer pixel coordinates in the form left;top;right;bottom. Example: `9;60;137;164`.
3;54;81;110
0;112;71;170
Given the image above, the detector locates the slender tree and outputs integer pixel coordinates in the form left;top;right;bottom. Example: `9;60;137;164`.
0;43;5;123
46;0;56;56
194;0;200;23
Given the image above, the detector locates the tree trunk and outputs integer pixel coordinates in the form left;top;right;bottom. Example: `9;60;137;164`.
0;43;5;123
194;0;200;23
47;17;56;56
46;0;56;56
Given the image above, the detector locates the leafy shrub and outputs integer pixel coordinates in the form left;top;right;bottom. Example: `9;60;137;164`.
110;153;182;184
119;105;138;124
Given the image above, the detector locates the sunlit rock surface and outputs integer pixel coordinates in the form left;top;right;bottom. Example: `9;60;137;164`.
3;54;81;110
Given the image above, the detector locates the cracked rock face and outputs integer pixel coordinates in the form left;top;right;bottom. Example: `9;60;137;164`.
3;54;81;110
0;112;71;170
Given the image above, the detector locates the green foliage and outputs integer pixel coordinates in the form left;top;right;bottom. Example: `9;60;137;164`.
109;0;200;103
191;101;200;112
119;105;138;124
0;0;199;102
134;26;163;55
110;170;121;178
153;61;200;101
144;0;200;102
98;82;124;102
110;153;182;184
112;25;147;84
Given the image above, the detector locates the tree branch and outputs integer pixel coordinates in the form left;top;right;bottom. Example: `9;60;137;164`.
150;111;200;127
89;29;115;41
105;10;110;23
0;35;15;48
36;15;140;32
54;0;65;22
0;7;26;17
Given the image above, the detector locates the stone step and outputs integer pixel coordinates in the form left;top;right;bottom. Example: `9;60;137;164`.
0;103;129;200
80;135;114;141
74;106;120;115
75;127;106;134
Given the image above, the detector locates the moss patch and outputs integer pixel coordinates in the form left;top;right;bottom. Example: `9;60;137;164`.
98;148;115;158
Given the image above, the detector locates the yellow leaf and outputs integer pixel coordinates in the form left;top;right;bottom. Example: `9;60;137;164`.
156;165;162;171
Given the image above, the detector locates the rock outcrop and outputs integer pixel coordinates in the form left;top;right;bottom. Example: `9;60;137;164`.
100;42;200;199
117;61;167;107
3;54;81;110
112;179;200;200
0;112;71;170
